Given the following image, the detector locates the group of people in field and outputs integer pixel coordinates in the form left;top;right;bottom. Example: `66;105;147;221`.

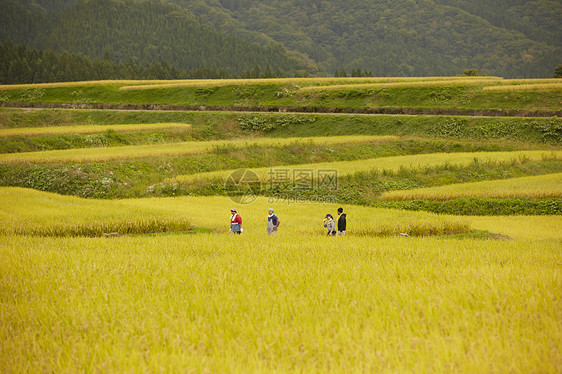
229;207;346;236
323;208;347;236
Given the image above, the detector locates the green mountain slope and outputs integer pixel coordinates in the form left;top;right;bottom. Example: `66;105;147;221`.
0;0;312;76
433;0;562;46
173;0;561;77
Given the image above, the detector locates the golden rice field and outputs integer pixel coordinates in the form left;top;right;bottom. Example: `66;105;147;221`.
1;187;561;372
0;135;394;164
0;76;500;90
0;187;469;237
381;173;562;201
170;150;561;185
1;78;561;372
0;122;192;137
116;76;502;90
501;78;562;84
482;83;562;91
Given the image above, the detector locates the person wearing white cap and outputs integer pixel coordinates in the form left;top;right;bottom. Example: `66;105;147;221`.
230;208;242;234
267;208;280;235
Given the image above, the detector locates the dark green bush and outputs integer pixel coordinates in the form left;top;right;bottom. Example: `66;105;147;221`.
378;198;562;216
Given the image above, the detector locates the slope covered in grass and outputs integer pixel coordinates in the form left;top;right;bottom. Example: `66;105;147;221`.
381;173;562;201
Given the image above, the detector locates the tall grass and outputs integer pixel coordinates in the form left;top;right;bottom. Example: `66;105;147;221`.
381;173;562;201
0;187;470;237
0;187;192;236
0;196;560;371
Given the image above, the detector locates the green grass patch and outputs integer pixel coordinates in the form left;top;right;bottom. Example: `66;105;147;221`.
1;78;561;111
0;135;393;163
2;108;561;145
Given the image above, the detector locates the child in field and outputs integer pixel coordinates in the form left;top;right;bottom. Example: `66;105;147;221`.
230;208;242;234
323;214;336;236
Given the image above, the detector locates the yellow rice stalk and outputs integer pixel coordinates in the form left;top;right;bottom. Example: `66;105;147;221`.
1;189;561;372
118;76;502;90
299;79;503;92
501;78;562;84
0;123;191;137
0;76;502;91
482;83;562;91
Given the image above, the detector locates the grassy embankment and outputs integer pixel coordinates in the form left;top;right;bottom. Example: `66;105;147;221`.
1;77;561;111
0;135;394;163
165;151;562;215
0;106;560;163
170;151;561;185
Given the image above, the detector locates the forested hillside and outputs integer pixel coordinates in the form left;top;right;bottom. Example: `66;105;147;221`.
433;0;562;46
1;0;561;80
176;0;561;77
0;0;311;79
0;41;284;84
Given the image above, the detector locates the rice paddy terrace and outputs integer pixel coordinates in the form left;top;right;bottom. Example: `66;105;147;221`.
0;77;560;372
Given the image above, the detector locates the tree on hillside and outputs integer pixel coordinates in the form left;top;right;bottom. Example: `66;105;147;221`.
555;65;562;78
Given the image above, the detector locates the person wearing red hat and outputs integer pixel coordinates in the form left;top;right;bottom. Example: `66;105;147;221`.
230;208;242;234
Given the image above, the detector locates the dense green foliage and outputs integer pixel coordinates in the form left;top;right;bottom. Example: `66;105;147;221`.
0;41;282;84
1;0;561;80
555;65;562;78
433;0;562;46
378;197;561;216
174;0;561;77
0;0;309;81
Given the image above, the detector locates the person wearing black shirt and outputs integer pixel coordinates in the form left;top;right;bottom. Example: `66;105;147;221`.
337;207;346;236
